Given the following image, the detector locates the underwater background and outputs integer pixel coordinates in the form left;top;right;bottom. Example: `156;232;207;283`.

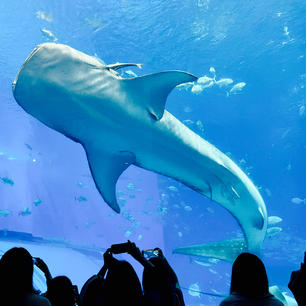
0;0;305;305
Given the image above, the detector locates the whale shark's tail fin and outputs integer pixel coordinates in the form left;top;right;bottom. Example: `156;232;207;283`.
122;71;197;120
173;238;248;263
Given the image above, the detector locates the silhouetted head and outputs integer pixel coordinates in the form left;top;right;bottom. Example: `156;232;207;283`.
104;259;143;306
142;256;182;306
80;275;105;306
46;276;76;306
230;252;269;297
0;247;34;295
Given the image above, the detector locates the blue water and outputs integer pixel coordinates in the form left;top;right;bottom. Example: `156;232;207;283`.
0;1;305;305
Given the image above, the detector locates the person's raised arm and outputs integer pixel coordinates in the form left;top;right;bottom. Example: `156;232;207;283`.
34;257;52;286
126;241;155;270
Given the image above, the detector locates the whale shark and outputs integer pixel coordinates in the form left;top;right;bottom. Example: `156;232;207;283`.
12;43;267;259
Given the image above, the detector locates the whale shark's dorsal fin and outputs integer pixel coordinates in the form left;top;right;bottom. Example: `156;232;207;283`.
85;146;136;213
105;63;143;71
122;71;197;120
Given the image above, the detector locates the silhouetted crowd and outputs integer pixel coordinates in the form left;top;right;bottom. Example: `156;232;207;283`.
0;242;305;306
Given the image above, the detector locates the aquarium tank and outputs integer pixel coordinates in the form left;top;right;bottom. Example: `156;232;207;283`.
0;1;305;305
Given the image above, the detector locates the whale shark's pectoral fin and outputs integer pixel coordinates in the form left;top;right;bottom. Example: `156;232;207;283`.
122;71;197;120
106;63;143;71
85;147;136;213
173;238;248;263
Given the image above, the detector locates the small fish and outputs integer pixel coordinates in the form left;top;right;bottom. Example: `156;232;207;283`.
215;78;233;87
291;197;306;204
137;234;143;241
202;81;215;89
196;120;204;133
33;198;42;206
1;177;14;186
178;231;183;237
188;282;201;298
36;11;53;22
117;190;125;196
266;226;282;237
124;70;138;78
184;106;193;113
24;143;33;150
183;119;194;126
298;105;305;116
76;196;88;202
206;207;214;213
208;258;220;264
265;188;272;197
157;205;168;215
209;67;216;74
197;75;213;84
176;82;194;91
193;259;212;267
161;193;168;200
209;268;218;274
0;209;12;217
41;28;58;41
268;216;282;225
167;186;178;192
281;128;290;139
118;197;127;205
124;230;132;238
229;82;246;95
184;205;192;212
239;158;247;165
18;207;31;216
126;183;136;190
191;84;203;94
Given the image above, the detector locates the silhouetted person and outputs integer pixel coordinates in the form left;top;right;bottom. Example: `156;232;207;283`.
0;247;51;306
46;276;79;306
220;252;284;306
80;247;144;306
142;248;185;306
80;273;105;306
288;252;306;306
103;252;144;306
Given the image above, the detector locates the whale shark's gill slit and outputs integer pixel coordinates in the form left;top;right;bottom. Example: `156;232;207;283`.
208;182;213;200
231;186;240;199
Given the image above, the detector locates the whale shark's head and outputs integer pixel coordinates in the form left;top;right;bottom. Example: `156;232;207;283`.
12;43;114;138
